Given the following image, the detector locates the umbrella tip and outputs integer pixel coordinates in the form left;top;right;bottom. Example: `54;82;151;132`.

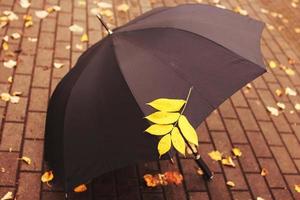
96;14;113;35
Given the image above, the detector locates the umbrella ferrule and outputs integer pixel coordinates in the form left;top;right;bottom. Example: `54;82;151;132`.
96;14;113;35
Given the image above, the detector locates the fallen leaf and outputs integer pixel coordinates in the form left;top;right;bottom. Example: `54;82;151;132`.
11;32;21;39
19;0;31;8
3;11;19;21
261;168;268;176
246;83;252;89
2;41;9;51
74;184;87;192
295;184;300;193
97;2;113;8
10;96;20;104
69;24;84;33
7;76;13;83
0;93;11;102
80;33;89;42
196;168;203;175
28;37;37;42
100;9;114;17
1;167;5;173
267;106;279;116
226;181;235;187
233;6;248;15
222;156;236;167
260;8;269;14
117;3;130;12
47;5;61;13
285;87;297;96
12;91;22;96
275;89;283;97
35;10;49;19
277;102;285;110
0;191;13;200
288;58;296;65
215;4;226;9
232;147;242;157
295;28;300;34
23;15;33;27
295;103;300;111
2;35;9;42
3;59;17;68
147;98;186;112
268;60;277;68
284;68;295;76
208;150;222;161
164;171;183;185
257;197;265;200
53;62;64;69
76;44;83;50
19;156;31;165
41;171;54;183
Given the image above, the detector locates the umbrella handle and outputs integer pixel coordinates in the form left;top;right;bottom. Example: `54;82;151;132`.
194;155;214;181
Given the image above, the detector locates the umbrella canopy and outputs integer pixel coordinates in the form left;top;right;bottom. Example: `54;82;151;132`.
44;4;266;191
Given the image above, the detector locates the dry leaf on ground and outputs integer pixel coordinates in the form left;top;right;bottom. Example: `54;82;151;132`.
232;147;242;157
117;3;130;12
19;156;31;165
208;150;222;161
222;156;236;167
69;24;84;33
74;184;87;192
261;168;268;176
226;181;235;187
266;106;279;116
41;171;54;183
0;191;13;200
3;59;17;68
285;87;297;96
35;10;49;19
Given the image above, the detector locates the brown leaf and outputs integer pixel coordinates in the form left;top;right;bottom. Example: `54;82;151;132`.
261;168;268;176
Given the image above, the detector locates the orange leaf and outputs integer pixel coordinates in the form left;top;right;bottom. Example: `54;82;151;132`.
74;184;87;192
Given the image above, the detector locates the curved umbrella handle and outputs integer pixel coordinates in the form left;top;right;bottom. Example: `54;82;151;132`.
195;155;214;181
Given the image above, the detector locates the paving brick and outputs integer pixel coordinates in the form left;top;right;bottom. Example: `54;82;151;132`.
196;122;210;143
206;110;225;131
38;32;55;49
142;193;164;200
20;139;43;171
236;108;260;131
236;145;260;172
258;121;282;145
232;191;252;200
0;152;19;186
25;112;46;139
17;172;41;200
28;88;49;112
0;123;24;151
32;67;51;88
218;100;237;119
281;134;300;158
246;174;273;200
11;74;31;97
270;146;297;174
56;26;71;42
258;158;286;188
41;18;56;33
284;175;300;199
245;131;272;157
180;159;206;191
36;49;54;67
5;97;28;122
188;192;209;200
271;114;292;133
198;143;222;173
16;54;35;74
207;174;231;200
248;99;270;121
0;84;10;107
58;12;72;26
231;91;248;108
41;192;65;200
52;59;70;78
271;189;293;200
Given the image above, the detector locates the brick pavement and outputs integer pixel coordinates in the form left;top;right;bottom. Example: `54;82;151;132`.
0;0;300;199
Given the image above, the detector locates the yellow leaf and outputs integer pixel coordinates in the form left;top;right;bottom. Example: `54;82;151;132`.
266;106;279;116
0;93;11;102
74;184;87;192
178;115;198;146
226;181;235;187
158;134;171;157
145;112;180;124
147;98;186;112
1;191;13;200
268;60;277;69
41;171;54;183
232;147;242;157
171;127;185;156
145;124;173;135
117;3;130;12
221;156;236;167
295;184;300;193
277;102;285;110
2;42;9;51
285;87;297;96
261;168;268;176
19;156;31;165
295;103;300;111
275;89;282;97
208;150;222;161
80;33;89;42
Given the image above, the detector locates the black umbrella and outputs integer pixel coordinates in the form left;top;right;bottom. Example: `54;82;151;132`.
44;3;266;193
